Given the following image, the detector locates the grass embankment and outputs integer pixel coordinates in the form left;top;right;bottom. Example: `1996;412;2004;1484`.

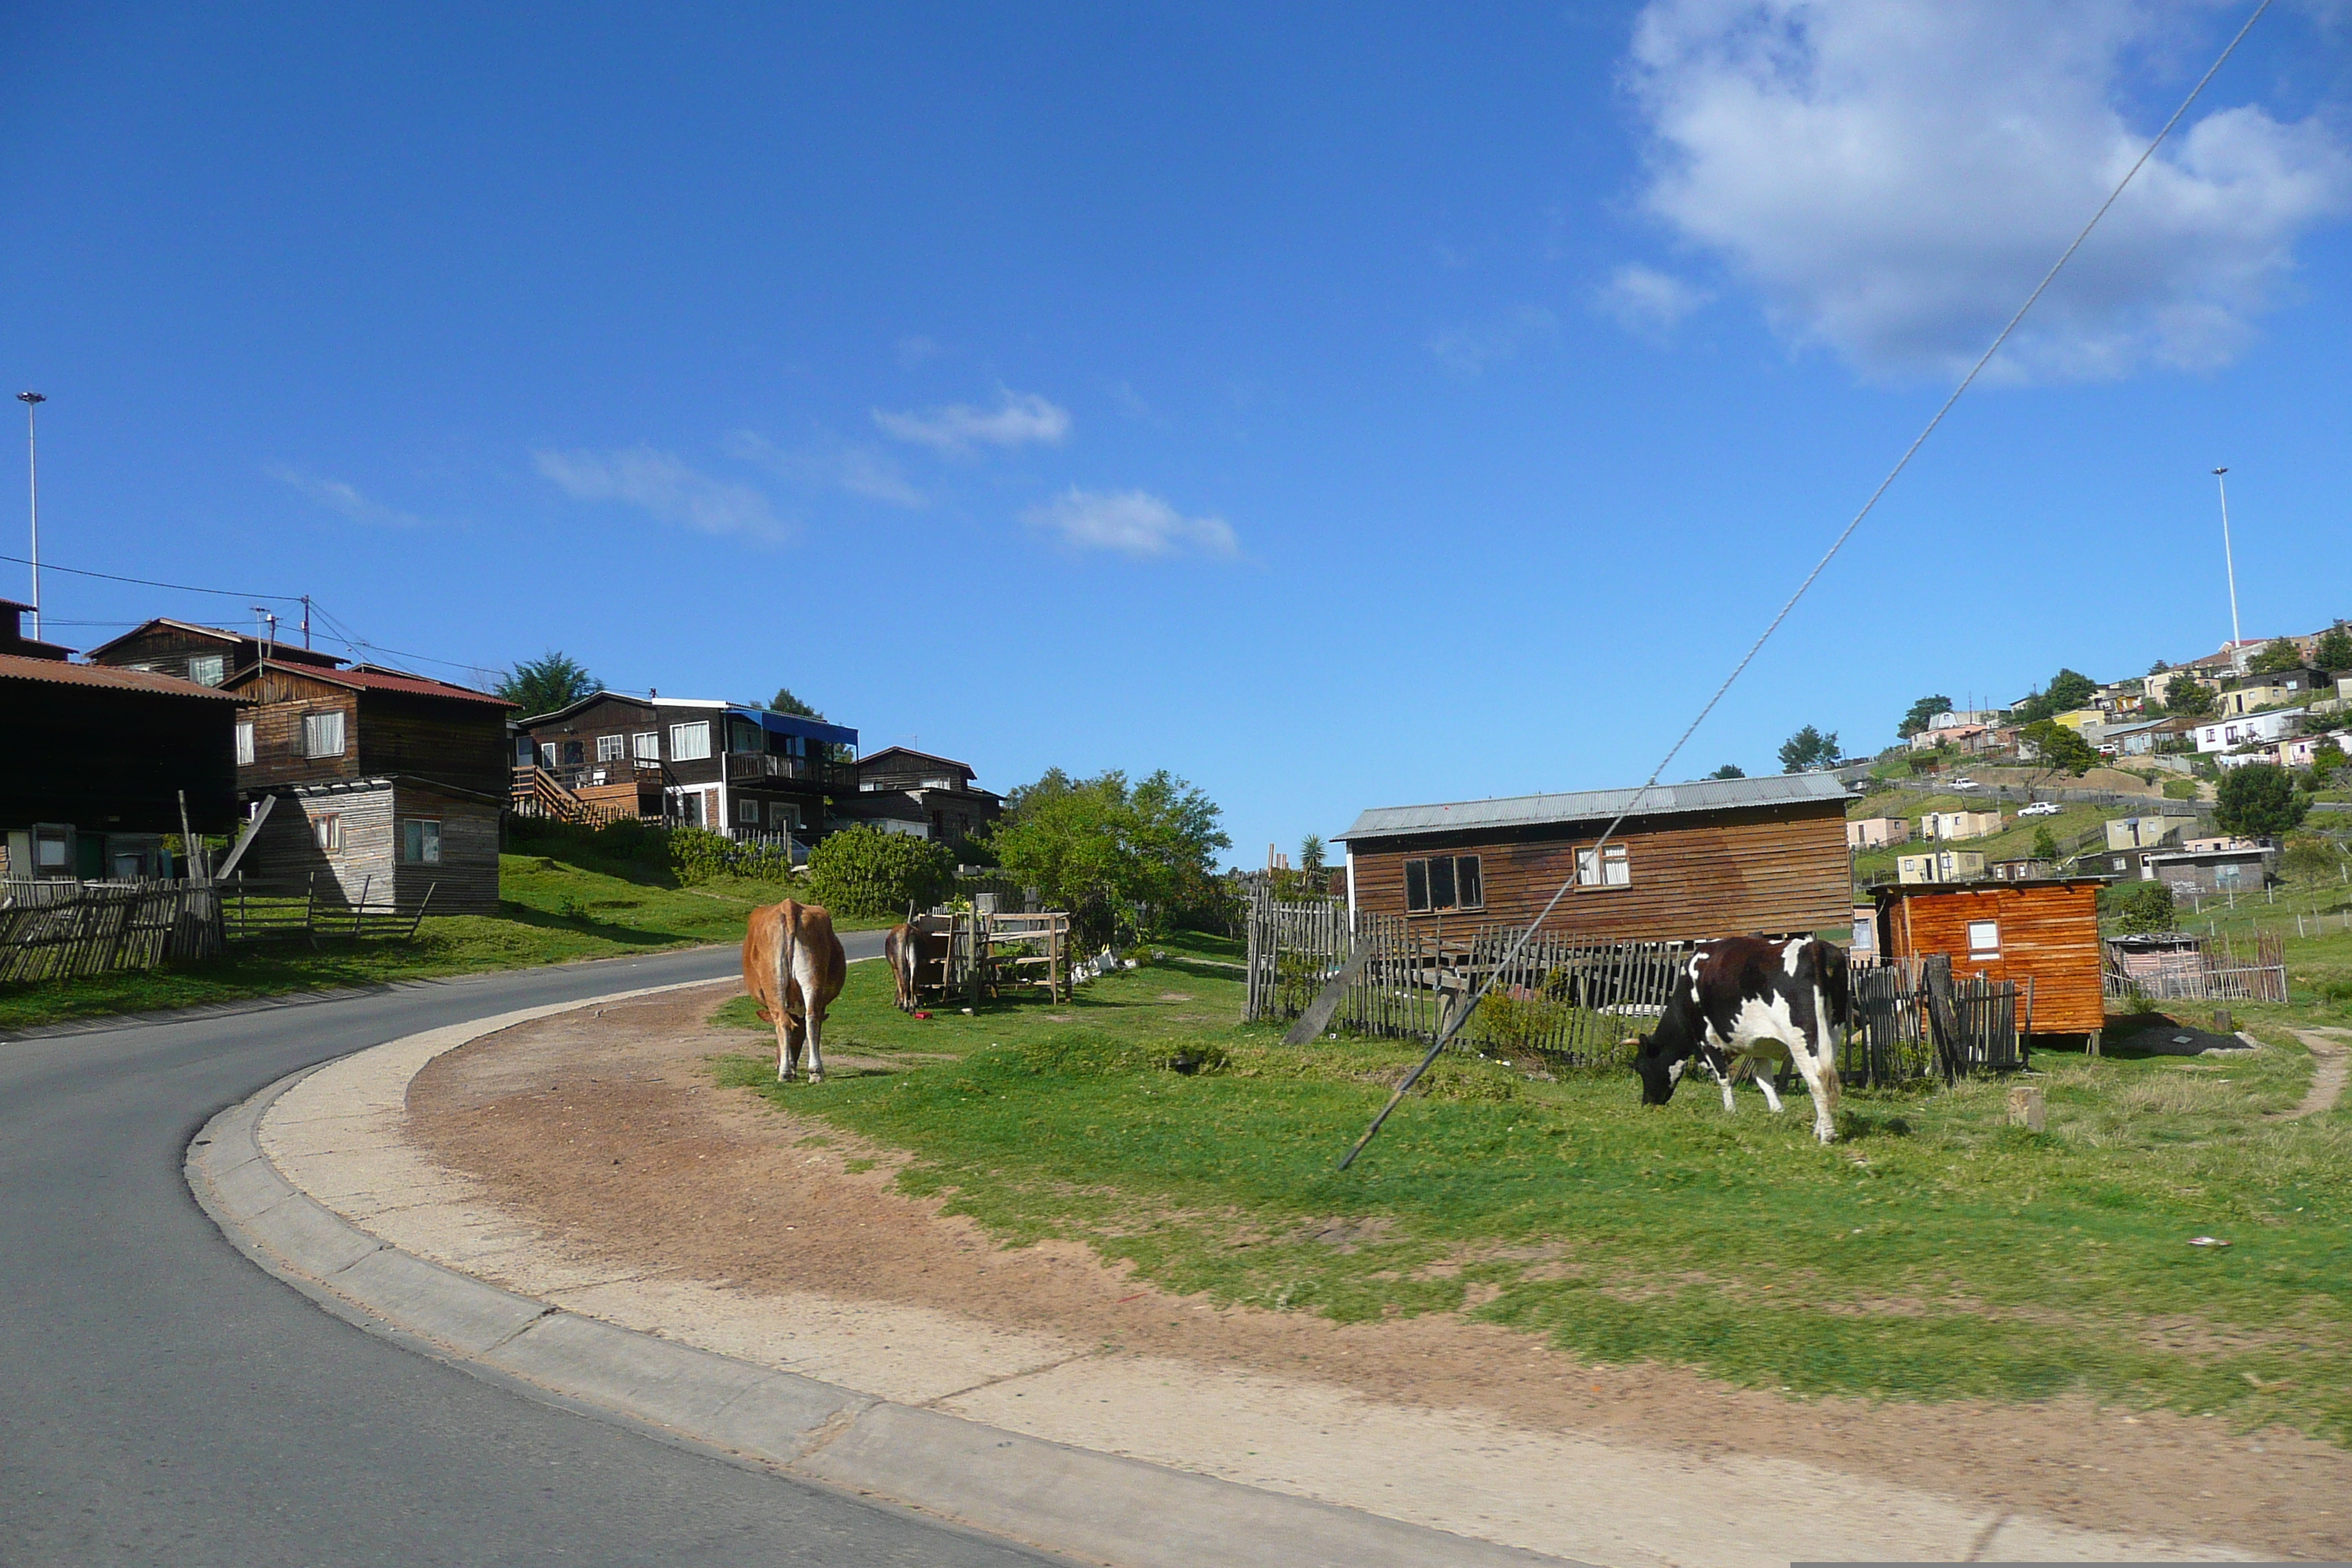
1848;792;2121;885
0;845;875;1033
717;935;2352;1440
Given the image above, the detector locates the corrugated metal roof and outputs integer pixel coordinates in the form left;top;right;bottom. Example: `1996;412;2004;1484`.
0;653;249;699
241;660;513;706
1334;772;1851;842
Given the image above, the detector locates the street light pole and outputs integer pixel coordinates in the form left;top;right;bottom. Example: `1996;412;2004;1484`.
16;392;44;642
2212;467;2242;672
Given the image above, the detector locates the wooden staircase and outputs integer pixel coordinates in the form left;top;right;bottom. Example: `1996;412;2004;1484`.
510;765;597;825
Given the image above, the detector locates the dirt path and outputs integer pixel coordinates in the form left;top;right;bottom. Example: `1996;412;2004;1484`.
2276;1030;2351;1121
405;985;2352;1562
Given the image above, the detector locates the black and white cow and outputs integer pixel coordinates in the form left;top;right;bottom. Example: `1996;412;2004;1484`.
1628;935;1851;1144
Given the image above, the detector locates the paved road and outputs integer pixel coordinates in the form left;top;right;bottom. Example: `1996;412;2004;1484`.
0;939;1060;1568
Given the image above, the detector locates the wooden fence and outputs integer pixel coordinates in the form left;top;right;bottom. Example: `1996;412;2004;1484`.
220;875;439;946
896;908;1072;1006
2102;931;2287;1004
1248;897;2024;1082
0;879;223;984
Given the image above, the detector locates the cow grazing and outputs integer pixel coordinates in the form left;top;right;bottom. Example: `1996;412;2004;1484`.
883;921;920;1011
742;899;849;1082
1628;935;1850;1144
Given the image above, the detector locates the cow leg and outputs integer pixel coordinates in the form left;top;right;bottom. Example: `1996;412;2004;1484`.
776;1011;800;1082
1784;1036;1837;1143
1699;1050;1735;1113
1754;1073;1784;1114
793;946;828;1084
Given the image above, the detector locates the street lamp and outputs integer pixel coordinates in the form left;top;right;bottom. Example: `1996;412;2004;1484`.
16;392;42;642
2212;467;2242;672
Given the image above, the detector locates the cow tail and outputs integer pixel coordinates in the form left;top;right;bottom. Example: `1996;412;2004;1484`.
778;909;800;1074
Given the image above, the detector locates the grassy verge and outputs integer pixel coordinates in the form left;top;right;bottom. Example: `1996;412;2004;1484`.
0;848;882;1034
717;936;2352;1440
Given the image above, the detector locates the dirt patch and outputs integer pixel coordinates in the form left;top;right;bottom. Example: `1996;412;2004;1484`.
406;984;2352;1560
2277;1031;2349;1121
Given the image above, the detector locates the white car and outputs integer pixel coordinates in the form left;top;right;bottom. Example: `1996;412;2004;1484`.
1950;777;1979;790
2018;802;2062;817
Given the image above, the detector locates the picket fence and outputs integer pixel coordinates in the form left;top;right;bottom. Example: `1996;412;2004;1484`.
0;879;224;985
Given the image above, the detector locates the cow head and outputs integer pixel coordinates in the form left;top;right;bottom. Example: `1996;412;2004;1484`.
1629;1033;1681;1105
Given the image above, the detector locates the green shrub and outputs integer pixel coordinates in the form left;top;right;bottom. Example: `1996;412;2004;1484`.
2101;879;2176;934
804;825;954;919
2160;779;2199;800
666;825;795;886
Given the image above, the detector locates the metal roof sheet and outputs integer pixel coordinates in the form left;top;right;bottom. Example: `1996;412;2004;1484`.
241;660;513;706
0;653;249;699
1334;772;1851;842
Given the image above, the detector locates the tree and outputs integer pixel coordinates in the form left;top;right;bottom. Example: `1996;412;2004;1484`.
769;687;824;720
2308;736;2348;788
1705;763;1746;780
1897;694;1953;739
1777;725;1839;772
2104;880;2176;935
2163;678;2217;719
2215;762;2310;838
2012;668;2097;725
2312;625;2352;673
2032;823;2059;862
2247;638;2305;675
1298;834;1327;879
499;650;598;718
804;825;954;919
2020;719;2098;776
986;768;1232;942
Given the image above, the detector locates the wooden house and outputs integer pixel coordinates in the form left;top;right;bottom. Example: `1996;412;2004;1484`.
1334;774;1850;943
218;660;516;914
513;692;859;842
835;747;1003;848
1873;879;2106;1037
1;601;246;880
84;617;346;688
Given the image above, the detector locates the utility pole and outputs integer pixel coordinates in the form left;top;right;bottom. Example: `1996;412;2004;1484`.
2212;467;2243;672
16;392;44;641
301;594;312;649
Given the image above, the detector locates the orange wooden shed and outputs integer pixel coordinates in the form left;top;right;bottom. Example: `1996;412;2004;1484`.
1873;878;2107;1037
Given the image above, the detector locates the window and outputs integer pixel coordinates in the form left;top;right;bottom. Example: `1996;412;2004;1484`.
539;742;557;768
516;736;535;766
670;720;712;761
631;731;659;761
596;734;625;762
400;818;441;864
33;826;72;872
772;802;801;829
562;739;584;767
187;652;226;685
1967;919;2000;957
1577;843;1631;887
303;710;346;758
728;718;762;753
312;814;342;852
1402;853;1483;913
235;723;255;766
739;798;760;825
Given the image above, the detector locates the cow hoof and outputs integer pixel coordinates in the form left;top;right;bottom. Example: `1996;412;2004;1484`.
807;1072;824;1085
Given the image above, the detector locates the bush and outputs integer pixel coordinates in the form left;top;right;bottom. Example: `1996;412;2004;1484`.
2101;880;2176;934
804;825;954;920
2161;779;2200;800
2215;762;2309;838
666;825;796;886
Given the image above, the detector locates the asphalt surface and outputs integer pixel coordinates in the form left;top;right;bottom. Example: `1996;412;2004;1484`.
0;938;1060;1568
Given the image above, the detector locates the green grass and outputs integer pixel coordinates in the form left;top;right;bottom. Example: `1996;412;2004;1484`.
0;849;882;1033
715;939;2352;1440
1850;794;2122;885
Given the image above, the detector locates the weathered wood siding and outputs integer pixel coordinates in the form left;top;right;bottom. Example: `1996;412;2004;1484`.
1;679;243;832
358;692;510;798
1347;802;1849;943
231;668;363;792
1879;881;2104;1034
241;782;501;916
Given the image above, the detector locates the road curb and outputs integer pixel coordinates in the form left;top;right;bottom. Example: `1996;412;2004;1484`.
188;979;1574;1568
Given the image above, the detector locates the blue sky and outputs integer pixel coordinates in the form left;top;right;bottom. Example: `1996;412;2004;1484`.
5;3;2349;865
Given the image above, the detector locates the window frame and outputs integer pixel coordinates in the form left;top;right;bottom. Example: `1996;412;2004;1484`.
302;709;347;760
1401;853;1484;914
669;720;712;762
400;818;441;864
1967;919;2000;957
235;722;256;766
630;731;660;761
1576;843;1631;888
312;813;342;853
739;797;761;826
595;734;625;762
186;652;226;686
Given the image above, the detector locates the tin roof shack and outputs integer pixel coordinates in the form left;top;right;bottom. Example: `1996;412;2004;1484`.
1847;815;1911;850
516;692;859;840
1921;809;2003;843
0;615;246;881
1875;878;2106;1036
1896;850;1987;884
835;747;1004;848
2144;845;2274;897
83;617;346;688
1335;774;1849;941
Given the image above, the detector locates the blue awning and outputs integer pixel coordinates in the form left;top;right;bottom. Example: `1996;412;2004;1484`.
731;705;858;748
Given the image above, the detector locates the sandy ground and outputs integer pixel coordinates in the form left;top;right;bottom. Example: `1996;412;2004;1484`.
404;983;2352;1561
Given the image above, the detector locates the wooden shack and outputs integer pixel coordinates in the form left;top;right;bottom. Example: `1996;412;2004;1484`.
1335;774;1850;943
235;776;502;915
1873;878;2106;1037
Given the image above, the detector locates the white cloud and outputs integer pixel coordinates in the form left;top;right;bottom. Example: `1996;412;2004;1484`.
873;389;1071;452
533;445;785;542
724;430;927;509
1427;305;1558;375
268;467;428;528
1625;0;2352;380
1594;263;1712;341
1022;488;1239;559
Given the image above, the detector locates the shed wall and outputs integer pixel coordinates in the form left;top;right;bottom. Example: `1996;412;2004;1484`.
1881;882;2103;1033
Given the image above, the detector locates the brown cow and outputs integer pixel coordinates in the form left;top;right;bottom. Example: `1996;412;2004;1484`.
742;898;848;1082
882;921;923;1011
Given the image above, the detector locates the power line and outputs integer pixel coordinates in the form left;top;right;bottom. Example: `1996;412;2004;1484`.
0;550;304;603
1338;0;2276;1171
